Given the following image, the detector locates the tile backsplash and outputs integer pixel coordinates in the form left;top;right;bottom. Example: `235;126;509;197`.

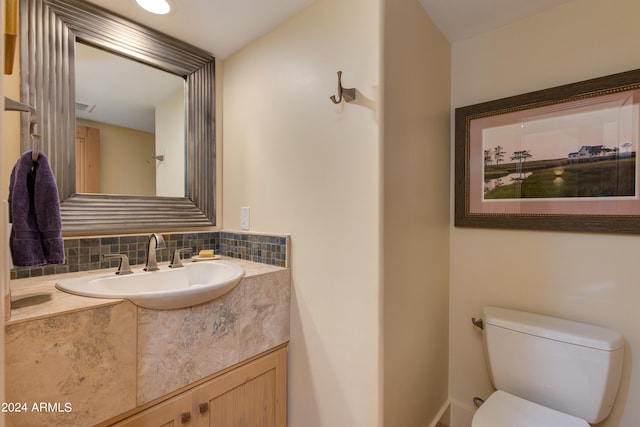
11;231;289;280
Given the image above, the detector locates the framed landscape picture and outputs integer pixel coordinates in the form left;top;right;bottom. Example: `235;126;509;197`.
455;68;640;233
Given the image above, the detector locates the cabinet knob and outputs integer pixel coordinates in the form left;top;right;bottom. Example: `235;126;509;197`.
181;411;191;424
199;402;209;413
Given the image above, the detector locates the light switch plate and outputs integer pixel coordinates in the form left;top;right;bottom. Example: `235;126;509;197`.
240;207;250;230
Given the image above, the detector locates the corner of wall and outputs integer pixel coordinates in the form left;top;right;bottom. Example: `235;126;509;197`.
382;0;451;425
448;398;475;427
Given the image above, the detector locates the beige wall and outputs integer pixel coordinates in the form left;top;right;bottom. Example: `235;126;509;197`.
1;39;20;201
223;0;451;425
155;89;185;197
77;119;156;196
450;0;640;426
382;0;450;426
222;0;383;425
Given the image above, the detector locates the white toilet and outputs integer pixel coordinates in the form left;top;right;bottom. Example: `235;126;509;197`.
472;306;625;427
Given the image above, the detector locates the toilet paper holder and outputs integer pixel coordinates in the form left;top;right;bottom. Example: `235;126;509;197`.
471;317;484;329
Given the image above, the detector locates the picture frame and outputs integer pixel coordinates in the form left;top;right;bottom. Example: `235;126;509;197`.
455;68;640;234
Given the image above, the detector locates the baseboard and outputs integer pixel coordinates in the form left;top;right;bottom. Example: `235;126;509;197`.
448;398;476;427
427;400;451;427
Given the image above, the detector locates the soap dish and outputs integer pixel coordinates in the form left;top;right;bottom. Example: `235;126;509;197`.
191;255;221;262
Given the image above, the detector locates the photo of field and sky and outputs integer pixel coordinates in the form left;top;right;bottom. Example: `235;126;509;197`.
482;103;638;200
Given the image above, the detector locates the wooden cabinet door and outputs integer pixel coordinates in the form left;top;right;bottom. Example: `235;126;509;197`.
76;125;101;193
111;392;193;427
192;347;287;427
106;347;288;427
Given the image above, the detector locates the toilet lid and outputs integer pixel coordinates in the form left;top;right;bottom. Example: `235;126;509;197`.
472;391;589;427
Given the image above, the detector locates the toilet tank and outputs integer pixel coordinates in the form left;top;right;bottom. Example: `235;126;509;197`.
482;307;624;424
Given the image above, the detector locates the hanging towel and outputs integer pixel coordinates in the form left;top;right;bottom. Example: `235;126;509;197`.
8;151;65;266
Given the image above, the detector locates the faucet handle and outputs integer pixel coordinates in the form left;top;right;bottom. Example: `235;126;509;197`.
169;248;193;268
103;253;133;275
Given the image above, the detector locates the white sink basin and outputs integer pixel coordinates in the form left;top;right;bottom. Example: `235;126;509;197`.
56;260;245;310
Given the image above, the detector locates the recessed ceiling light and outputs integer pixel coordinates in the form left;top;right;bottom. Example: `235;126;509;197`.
135;0;173;15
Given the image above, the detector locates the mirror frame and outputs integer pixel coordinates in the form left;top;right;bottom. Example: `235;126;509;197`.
20;0;216;233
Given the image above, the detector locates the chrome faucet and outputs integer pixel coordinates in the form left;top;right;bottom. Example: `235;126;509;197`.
144;233;166;271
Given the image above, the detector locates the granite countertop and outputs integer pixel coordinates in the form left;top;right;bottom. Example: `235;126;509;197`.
8;257;287;325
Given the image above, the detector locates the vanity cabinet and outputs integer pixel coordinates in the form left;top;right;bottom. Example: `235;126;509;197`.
111;346;287;427
8;259;290;427
112;393;193;427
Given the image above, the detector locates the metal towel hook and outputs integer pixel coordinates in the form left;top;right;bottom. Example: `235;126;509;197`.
330;71;356;104
4;97;39;161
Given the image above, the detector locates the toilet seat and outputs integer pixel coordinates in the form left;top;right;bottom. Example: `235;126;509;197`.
472;390;589;427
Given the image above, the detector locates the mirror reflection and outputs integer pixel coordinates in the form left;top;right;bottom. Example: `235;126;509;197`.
75;43;186;197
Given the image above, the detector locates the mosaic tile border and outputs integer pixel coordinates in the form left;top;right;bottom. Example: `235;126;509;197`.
10;231;289;280
220;232;288;266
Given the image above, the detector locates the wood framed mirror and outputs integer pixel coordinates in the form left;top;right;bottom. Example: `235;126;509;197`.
20;0;216;233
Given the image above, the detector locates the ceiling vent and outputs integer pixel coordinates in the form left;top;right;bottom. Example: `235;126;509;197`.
75;102;96;113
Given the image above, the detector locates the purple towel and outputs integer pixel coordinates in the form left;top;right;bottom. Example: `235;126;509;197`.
8;151;65;266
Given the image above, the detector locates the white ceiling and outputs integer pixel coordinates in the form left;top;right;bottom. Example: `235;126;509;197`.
78;0;576;131
85;0;315;59
418;0;575;42
83;0;577;59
